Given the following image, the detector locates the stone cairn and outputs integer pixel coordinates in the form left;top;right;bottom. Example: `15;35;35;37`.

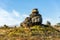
20;8;42;27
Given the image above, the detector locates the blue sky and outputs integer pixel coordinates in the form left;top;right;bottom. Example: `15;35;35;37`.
0;0;60;26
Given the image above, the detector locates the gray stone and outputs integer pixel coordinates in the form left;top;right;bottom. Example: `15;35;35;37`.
20;8;42;27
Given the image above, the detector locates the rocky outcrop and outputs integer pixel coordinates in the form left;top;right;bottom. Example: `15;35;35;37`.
20;8;42;27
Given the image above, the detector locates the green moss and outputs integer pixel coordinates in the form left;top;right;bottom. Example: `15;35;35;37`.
0;25;60;40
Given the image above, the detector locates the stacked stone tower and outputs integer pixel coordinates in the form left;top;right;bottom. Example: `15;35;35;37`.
30;8;42;25
20;8;42;27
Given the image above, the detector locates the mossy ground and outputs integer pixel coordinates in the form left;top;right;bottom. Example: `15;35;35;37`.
0;25;60;40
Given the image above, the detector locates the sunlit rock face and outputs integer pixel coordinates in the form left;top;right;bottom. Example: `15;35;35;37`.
30;8;42;25
20;17;32;27
20;8;42;27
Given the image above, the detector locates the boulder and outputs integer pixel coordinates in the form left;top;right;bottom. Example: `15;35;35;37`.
30;8;42;25
20;8;42;27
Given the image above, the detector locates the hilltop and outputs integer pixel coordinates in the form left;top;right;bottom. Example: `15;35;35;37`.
0;25;60;40
0;8;60;40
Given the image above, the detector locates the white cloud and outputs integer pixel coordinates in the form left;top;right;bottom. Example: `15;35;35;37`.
12;10;20;17
0;8;22;26
0;8;9;17
0;8;29;26
22;14;29;18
